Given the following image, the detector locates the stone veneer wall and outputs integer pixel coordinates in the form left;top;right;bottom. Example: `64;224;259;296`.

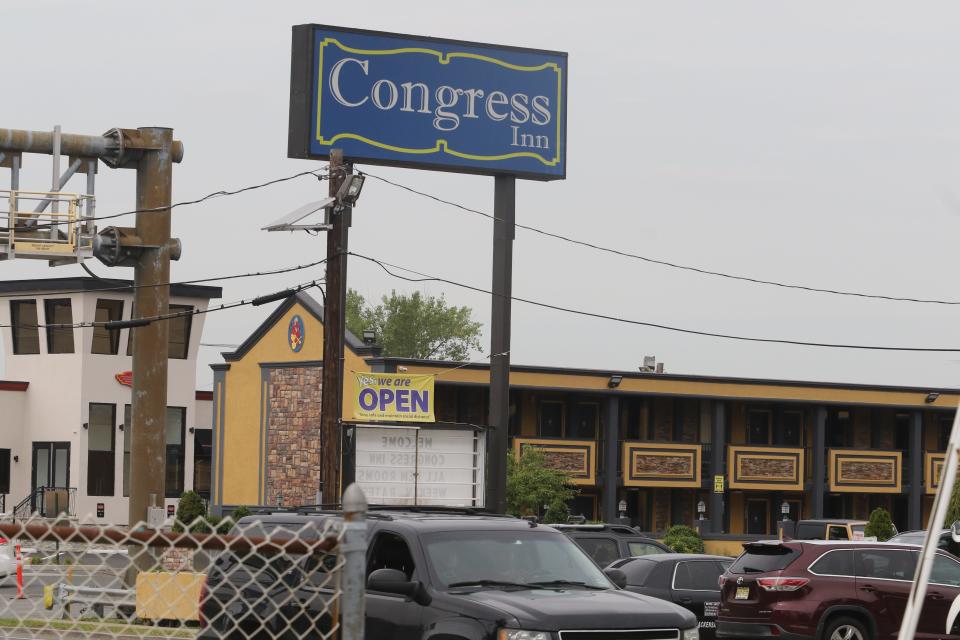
265;366;322;508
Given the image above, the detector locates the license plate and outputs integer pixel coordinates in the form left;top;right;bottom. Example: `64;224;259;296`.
735;587;750;600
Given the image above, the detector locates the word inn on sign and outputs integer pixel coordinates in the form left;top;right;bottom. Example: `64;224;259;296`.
289;25;568;180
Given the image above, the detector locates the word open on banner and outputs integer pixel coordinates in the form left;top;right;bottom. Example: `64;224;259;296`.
352;372;435;422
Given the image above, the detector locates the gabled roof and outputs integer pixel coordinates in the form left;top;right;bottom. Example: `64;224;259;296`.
221;290;367;362
0;277;221;299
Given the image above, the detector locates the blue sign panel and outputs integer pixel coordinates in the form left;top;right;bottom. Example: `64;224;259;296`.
288;25;567;181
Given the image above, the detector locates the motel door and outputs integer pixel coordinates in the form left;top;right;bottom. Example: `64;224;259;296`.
32;442;70;491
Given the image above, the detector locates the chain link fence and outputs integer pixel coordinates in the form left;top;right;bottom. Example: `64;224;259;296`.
0;492;368;640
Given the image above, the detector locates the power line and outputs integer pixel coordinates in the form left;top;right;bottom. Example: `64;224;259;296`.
359;170;960;306
20;167;333;230
1;279;323;330
0;257;330;299
349;251;960;353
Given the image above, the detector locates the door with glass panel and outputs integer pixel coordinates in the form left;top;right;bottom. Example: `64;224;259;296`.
30;442;70;513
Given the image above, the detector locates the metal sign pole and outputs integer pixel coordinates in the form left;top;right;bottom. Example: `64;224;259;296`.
486;175;515;513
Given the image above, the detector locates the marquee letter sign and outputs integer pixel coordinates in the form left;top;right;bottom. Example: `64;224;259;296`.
289;25;568;180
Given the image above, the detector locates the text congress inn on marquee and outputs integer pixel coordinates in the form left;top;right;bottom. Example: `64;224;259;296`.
288;24;568;180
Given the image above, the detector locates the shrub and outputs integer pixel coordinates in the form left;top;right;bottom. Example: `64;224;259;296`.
663;524;705;554
864;507;895;541
174;490;207;533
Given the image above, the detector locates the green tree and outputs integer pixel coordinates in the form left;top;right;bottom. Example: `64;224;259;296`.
345;289;482;361
662;525;705;553
864;507;895;541
506;448;577;521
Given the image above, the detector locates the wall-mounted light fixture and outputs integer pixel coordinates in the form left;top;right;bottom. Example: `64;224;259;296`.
189;427;195;434
118;423;124;431
926;392;941;404
608;375;623;389
781;500;791;521
13;456;18;463
82;422;88;430
362;329;377;345
697;500;706;520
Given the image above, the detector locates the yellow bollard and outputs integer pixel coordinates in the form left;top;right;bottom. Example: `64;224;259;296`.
43;584;54;610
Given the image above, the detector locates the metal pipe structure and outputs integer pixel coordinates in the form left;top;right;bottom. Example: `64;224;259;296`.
486;175;516;513
0;127;184;165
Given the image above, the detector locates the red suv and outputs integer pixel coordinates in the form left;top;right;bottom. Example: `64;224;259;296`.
718;540;960;640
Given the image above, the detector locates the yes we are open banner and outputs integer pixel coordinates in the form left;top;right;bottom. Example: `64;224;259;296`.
352;372;435;423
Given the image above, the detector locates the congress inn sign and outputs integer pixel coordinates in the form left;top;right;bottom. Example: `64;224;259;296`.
288;25;568;180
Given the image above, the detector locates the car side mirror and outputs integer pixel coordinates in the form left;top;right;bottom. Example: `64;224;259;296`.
604;568;628;589
951;521;960;543
367;568;432;606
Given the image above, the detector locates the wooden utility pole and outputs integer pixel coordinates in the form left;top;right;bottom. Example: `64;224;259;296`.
320;150;351;505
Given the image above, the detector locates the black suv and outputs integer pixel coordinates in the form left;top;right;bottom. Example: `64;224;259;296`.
552;523;672;567
200;509;699;640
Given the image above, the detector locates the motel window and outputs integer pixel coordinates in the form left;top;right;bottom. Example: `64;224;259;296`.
44;299;75;354
168;304;193;359
87;403;116;497
193;429;212;500
91;299;123;355
0;449;9;494
940;415;952;451
826;410;851;448
10;300;40;355
538;400;564;438
747;409;772;445
777;410;803;446
126;304;192;358
570;402;599;439
166;407;186;498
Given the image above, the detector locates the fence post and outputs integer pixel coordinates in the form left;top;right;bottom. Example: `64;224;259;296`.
340;483;367;640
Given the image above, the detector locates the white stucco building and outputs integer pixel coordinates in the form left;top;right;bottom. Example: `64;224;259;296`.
0;277;221;524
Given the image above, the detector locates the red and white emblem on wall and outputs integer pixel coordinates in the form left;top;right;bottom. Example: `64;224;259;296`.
115;371;133;387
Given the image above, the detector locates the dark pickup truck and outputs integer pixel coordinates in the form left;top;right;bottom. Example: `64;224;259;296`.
199;508;699;640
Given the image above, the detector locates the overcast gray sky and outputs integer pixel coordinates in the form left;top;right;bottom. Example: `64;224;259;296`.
4;1;960;390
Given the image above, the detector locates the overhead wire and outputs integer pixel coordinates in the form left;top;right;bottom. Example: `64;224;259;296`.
349;251;960;353
358;170;960;306
0;279;324;330
20;166;333;231
0;257;331;299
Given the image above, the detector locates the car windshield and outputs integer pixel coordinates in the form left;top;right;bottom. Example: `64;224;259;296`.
422;529;611;590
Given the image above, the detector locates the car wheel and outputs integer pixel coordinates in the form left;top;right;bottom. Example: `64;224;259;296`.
823;616;870;640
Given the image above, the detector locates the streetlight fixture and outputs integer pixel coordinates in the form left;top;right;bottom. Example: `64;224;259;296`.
336;173;365;206
697;500;706;521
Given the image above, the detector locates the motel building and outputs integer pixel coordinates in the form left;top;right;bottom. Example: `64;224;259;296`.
0;277;221;524
211;289;960;552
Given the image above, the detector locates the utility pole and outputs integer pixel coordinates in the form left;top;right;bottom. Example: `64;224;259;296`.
127;127;176;527
320;149;351;505
486;175;516;513
0;126;182;528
